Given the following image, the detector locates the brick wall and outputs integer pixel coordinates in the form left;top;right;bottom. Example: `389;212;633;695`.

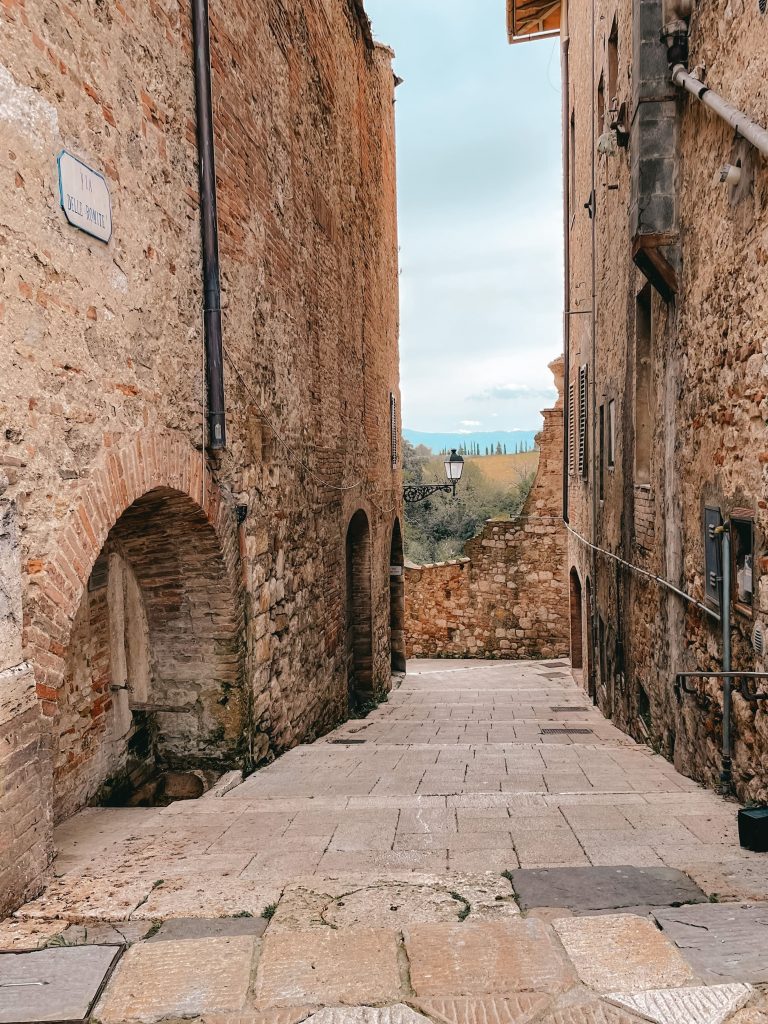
405;361;569;661
1;0;401;908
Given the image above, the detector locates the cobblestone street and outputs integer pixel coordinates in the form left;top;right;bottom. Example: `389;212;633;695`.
3;661;767;1023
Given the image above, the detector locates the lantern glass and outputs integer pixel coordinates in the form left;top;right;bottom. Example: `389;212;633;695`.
444;449;464;483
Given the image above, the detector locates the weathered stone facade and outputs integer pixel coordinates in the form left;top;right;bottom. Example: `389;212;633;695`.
0;0;401;912
560;0;768;801
405;361;569;661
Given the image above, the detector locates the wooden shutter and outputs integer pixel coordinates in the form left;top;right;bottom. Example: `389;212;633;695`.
390;392;398;468
568;382;576;476
578;364;588;478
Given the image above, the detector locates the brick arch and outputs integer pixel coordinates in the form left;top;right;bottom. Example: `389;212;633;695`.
569;567;583;670
23;431;245;817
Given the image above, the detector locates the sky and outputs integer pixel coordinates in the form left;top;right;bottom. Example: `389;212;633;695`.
364;0;563;433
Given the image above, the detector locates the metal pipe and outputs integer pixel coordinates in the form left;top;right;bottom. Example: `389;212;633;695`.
720;526;733;791
192;0;226;450
671;64;768;158
561;29;571;524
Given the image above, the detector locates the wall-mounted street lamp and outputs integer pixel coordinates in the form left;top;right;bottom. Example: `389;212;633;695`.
404;449;465;504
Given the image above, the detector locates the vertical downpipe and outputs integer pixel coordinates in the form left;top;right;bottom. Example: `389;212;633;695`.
561;2;571;524
589;0;599;694
192;0;226;451
720;525;733;791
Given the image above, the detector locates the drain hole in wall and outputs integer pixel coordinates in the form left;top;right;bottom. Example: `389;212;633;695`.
100;768;222;808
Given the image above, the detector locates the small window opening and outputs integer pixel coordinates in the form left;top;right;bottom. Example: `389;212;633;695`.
599;404;605;501
569;108;576;223
597;72;606;133
634;284;652;486
607;399;616;468
608;17;619;111
731;514;754;614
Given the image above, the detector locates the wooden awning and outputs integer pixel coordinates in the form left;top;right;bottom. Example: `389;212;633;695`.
506;0;560;43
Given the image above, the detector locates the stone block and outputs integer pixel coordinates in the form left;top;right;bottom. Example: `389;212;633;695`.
653;904;768;983
255;928;401;1005
94;936;256;1023
404;919;576;996
510;866;707;912
553;914;699;991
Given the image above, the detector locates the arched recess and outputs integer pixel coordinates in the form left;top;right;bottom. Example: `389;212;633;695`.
345;509;373;709
389;518;406;674
569;567;583;669
24;432;245;823
584;575;595;701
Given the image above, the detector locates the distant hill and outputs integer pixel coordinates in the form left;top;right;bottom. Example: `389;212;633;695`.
403;428;539;455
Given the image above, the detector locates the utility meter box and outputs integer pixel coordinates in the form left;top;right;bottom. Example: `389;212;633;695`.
738;807;768;852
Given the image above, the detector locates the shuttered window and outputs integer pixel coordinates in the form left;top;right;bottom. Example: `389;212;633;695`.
390;392;398;468
568;383;576;476
578;364;588;479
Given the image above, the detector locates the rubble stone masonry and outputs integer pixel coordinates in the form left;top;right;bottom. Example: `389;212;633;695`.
564;0;768;801
0;0;400;912
405;361;569;661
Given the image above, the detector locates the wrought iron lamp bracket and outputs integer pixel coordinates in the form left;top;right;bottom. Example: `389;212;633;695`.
403;482;456;504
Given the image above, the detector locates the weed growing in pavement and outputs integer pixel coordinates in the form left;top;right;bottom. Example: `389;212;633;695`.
144;921;162;938
231;910;253;918
262;902;278;919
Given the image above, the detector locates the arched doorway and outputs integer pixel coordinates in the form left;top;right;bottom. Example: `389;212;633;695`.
346;510;373;709
569;567;583;669
389;518;406;674
585;575;595;702
51;486;244;822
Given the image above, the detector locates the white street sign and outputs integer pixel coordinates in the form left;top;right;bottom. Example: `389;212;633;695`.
57;150;112;242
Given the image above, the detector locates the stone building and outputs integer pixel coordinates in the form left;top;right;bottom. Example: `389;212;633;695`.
508;0;768;800
0;0;401;913
405;359;569;662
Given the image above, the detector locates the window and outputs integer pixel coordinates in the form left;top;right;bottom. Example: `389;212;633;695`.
607;399;616;468
568;382;576;476
599;404;605;501
634;284;652;485
578;364;588;479
389;392;398;468
704;506;723;609
597;72;605;134
608;17;619;110
731;513;754;614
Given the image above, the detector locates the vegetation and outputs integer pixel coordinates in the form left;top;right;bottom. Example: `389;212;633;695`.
403;440;535;564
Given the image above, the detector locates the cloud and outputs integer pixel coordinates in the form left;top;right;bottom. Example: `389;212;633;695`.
459;419;482;427
471;385;557;402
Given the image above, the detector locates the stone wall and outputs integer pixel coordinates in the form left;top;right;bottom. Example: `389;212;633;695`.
563;0;768;801
0;484;53;915
0;0;401;906
405;362;569;661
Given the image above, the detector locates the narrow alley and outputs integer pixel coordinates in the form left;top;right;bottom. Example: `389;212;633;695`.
3;661;766;1022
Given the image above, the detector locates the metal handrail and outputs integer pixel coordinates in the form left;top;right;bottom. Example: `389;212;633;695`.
675;672;768;703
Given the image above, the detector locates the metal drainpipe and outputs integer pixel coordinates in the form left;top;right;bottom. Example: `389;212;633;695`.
588;0;599;694
671;65;768;158
718;524;733;791
561;21;571;524
192;0;226;451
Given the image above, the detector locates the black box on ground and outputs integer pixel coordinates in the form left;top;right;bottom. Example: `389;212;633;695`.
738;807;768;852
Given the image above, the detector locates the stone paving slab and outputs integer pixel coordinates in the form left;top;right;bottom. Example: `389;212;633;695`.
552;914;699;992
0;918;65;950
94;935;256;1023
510;866;707;912
653;904;768;983
148;916;268;940
410;994;552;1024
254;928;402;1006
404;920;577;996
128;875;284;920
0;943;121;1023
606;984;753;1024
302;1007;432;1024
